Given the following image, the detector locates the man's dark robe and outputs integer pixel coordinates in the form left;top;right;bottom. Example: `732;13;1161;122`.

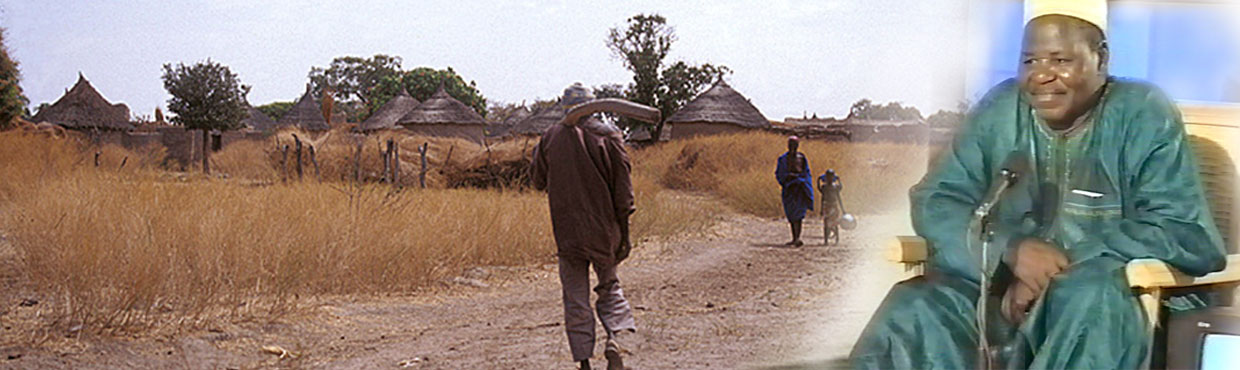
529;117;634;267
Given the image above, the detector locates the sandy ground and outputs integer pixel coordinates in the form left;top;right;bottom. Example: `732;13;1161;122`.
0;196;917;369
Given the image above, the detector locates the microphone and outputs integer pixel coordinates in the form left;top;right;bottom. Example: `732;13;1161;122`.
973;152;1030;223
970;151;1030;370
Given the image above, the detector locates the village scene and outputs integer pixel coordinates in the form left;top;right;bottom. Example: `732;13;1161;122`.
0;1;1077;369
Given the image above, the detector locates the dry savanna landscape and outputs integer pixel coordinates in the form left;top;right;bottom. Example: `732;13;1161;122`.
0;128;931;368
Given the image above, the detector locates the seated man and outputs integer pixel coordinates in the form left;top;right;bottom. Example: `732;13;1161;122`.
849;1;1226;368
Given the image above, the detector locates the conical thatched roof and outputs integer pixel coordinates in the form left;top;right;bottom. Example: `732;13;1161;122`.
666;80;769;129
32;73;132;131
241;104;276;131
360;89;419;131
397;85;486;127
509;101;566;136
276;86;331;131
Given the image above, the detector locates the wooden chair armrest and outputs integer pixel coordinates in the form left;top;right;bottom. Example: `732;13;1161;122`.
886;236;1240;291
1126;254;1240;289
887;235;927;263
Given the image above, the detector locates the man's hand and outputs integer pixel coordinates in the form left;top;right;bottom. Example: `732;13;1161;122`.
616;235;632;263
1002;281;1039;324
1005;238;1069;293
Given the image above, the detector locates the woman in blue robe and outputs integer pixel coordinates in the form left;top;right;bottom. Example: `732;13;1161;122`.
776;136;814;247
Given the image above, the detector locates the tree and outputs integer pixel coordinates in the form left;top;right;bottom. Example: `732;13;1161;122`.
0;27;26;130
607;14;729;140
162;59;250;173
255;101;294;121
308;54;402;121
163;60;250;130
608;14;672;114
369;66;487;117
308;55;488;120
592;83;627;100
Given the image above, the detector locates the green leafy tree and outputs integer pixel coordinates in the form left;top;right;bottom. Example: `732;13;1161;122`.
162;60;250;130
592;83;627;100
607;14;730;140
0;27;26;129
370;66;487;117
308;55;488;120
255;101;294;121
162;60;250;173
308;54;403;121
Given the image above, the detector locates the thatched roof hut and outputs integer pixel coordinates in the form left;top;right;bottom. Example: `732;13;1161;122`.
398;85;487;142
508;101;566;136
666;80;769;139
241;104;277;131
360;89;419;132
276;86;331;131
32;73;132;131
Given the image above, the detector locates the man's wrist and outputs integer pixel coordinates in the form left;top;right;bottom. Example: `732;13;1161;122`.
1001;235;1034;266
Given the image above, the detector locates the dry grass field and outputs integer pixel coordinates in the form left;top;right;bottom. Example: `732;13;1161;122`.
0;130;714;335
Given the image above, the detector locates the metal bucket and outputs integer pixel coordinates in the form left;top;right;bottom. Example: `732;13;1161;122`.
841;213;858;230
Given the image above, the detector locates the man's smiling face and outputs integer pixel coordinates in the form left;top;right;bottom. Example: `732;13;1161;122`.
1020;15;1108;130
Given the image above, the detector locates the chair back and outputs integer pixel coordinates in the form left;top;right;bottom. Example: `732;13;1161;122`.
1182;104;1240;253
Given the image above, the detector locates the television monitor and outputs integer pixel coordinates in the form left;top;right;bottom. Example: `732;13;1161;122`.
1165;307;1240;370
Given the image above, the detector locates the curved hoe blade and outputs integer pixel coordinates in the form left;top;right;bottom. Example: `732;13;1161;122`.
562;98;660;125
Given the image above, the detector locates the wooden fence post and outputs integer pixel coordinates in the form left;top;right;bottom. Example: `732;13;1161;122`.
309;144;319;181
281;145;289;183
419;142;428;189
293;135;303;181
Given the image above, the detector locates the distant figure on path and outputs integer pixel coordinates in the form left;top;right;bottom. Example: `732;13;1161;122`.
529;83;637;370
775;136;813;247
817;169;843;245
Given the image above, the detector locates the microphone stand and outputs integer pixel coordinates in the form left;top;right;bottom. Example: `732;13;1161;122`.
968;168;1018;370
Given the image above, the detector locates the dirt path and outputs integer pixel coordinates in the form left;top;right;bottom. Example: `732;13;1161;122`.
2;200;915;370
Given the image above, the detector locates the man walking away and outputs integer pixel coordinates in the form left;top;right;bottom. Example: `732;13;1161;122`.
529;83;637;370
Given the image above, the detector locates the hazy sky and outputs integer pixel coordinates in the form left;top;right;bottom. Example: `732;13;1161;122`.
2;0;974;120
